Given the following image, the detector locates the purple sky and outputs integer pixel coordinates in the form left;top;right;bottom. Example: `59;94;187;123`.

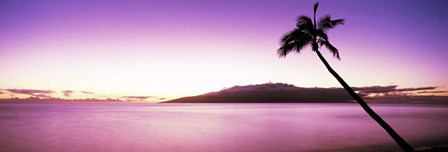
1;0;447;101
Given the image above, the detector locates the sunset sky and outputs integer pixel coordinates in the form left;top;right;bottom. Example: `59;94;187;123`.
1;0;447;102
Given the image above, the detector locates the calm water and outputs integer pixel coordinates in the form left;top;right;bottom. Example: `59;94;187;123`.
0;103;447;152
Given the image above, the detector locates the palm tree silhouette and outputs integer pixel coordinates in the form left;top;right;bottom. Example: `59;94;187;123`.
277;2;415;152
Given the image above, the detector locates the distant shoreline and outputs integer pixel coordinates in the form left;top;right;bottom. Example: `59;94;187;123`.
1;101;447;107
0;99;151;104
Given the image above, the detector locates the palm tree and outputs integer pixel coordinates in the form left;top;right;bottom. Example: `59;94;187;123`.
277;2;415;152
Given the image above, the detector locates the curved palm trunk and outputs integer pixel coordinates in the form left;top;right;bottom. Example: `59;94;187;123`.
315;50;415;152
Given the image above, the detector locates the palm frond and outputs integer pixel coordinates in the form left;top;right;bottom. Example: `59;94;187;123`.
319;40;340;59
317;15;332;30
278;28;312;57
331;19;344;26
296;16;313;30
278;2;344;60
316;29;328;41
318;15;345;31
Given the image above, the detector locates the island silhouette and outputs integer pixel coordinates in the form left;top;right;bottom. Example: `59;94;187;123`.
165;83;352;103
164;83;447;104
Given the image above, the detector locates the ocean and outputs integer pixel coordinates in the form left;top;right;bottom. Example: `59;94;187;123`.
0;103;447;152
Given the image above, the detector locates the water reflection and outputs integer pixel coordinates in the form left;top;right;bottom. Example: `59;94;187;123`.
0;103;447;152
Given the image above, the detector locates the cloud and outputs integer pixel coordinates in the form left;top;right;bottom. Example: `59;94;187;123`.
352;86;437;94
396;87;437;92
6;89;55;99
121;96;153;100
81;91;94;94
0;91;4;94
417;91;448;94
32;94;53;98
6;89;54;94
62;90;75;97
352;86;397;93
6;89;54;96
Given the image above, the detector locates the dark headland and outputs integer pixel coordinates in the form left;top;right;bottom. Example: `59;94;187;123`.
165;83;355;103
164;83;448;104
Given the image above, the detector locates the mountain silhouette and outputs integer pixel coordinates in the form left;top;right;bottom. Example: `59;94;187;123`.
165;83;354;103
